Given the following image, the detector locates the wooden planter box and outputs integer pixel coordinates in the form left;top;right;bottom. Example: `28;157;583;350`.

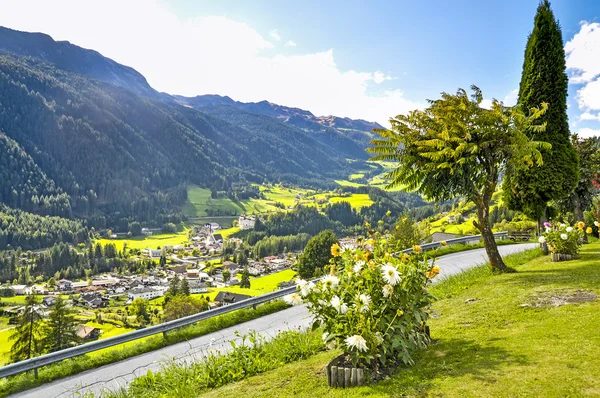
551;253;574;262
326;354;365;388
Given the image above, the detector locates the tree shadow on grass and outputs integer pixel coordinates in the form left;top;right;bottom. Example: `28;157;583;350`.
367;338;529;396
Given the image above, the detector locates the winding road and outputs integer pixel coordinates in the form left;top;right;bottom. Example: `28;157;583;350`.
12;243;537;398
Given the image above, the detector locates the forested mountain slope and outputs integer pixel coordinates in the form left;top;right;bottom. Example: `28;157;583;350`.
0;52;354;223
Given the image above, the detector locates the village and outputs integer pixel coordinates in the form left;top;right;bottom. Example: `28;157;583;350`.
0;214;296;347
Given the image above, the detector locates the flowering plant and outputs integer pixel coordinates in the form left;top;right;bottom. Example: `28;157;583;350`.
286;236;436;370
541;222;583;256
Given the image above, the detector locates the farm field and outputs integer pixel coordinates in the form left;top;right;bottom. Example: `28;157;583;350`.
95;231;189;251
182;186;280;217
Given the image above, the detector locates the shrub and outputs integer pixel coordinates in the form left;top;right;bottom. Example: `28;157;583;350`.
541;222;584;256
289;236;436;370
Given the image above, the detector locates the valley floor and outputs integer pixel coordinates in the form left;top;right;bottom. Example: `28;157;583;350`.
201;242;600;398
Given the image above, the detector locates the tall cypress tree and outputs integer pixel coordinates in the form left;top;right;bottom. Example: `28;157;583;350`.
503;0;578;223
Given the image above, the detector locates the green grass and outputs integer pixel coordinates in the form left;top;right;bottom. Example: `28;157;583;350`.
182;186;280;217
206;269;297;300
199;244;600;397
0;329;12;366
334;179;365;187
349;173;364;180
219;227;241;239
96;231;189;251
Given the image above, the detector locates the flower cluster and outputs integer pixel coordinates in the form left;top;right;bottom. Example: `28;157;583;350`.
542;222;584;256
287;237;436;369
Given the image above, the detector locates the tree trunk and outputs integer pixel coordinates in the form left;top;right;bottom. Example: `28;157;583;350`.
474;199;508;272
573;195;588;244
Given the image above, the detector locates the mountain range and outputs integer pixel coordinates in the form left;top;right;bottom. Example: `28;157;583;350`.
0;26;381;224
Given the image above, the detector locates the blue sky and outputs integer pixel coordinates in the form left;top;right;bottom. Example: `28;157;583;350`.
2;0;600;134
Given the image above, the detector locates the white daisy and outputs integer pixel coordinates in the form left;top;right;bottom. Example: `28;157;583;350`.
353;260;365;273
284;293;303;306
595;221;599;227
322;275;339;290
381;264;402;286
345;335;368;352
330;295;349;314
538;236;546;244
382;284;393;298
357;294;371;312
545;227;552;233
566;226;573;233
560;233;568;240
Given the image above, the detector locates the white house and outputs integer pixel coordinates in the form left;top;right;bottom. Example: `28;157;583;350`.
141;228;153;236
142;248;162;258
127;287;163;301
188;280;209;294
238;214;256;230
11;285;29;295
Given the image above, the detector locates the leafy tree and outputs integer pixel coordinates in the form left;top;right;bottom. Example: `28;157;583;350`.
240;267;251;289
44;296;79;352
390;212;422;251
9;294;44;361
369;86;548;271
503;0;579;223
47;277;56;290
128;222;142;236
180;278;190;296
167;275;180;296
297;230;339;278
162;223;177;233
131;298;151;324
163;295;208;321
222;268;231;283
238;251;248;266
557;136;600;240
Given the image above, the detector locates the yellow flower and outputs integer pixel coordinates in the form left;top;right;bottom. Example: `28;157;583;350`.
401;253;410;262
426;265;440;279
578;221;585;230
384;252;391;260
396;310;404;317
331;243;341;257
366;239;374;246
586;227;593;234
412;245;423;253
368;260;376;268
440;241;447;247
386;210;392;217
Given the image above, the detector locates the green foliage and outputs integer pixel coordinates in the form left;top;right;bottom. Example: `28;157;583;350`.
222;269;231;283
503;0;579;219
298;236;435;368
44;296;79;352
390;212;423;251
163;295;208;322
106;329;324;398
541;223;583;256
180;278;190;296
9;294;44;362
128;222;142;236
130;299;151;325
369;86;548;270
162;223;177;233
240;267;251;289
167;275;180;297
297;230;338;278
0;204;87;251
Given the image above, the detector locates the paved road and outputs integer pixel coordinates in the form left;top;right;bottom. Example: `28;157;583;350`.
13;243;537;398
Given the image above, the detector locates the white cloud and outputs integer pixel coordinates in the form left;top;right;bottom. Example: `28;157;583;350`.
0;0;420;125
480;99;493;109
285;40;297;47
580;112;600;121
269;29;281;41
575;127;600;138
565;22;600;84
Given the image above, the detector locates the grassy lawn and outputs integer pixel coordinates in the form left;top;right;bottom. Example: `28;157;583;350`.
202;243;600;397
96;231;189;251
219;226;241;239
206;269;297;300
329;193;373;209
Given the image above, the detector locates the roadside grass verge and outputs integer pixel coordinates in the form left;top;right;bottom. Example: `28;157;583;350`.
0;300;290;397
103;329;325;398
427;239;534;258
193;244;600;397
